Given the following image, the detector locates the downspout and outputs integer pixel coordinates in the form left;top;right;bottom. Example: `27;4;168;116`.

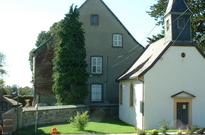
32;52;39;133
138;78;144;130
104;56;109;103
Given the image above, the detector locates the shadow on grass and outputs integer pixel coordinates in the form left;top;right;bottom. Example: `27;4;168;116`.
80;129;106;134
91;116;132;127
13;126;46;135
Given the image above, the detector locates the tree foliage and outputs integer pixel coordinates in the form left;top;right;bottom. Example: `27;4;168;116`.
35;31;51;47
29;31;51;71
18;86;32;95
0;52;6;95
2;85;32;95
0;52;6;77
52;5;89;105
147;0;205;51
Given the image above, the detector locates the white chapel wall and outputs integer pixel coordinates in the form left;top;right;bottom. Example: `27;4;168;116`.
144;46;205;129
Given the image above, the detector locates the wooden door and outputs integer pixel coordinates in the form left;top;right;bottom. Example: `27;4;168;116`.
177;103;188;126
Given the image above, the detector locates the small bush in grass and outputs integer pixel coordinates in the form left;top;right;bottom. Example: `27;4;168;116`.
134;127;146;135
159;119;170;135
69;111;89;131
197;128;205;134
177;128;183;135
148;129;158;135
137;129;146;135
186;125;196;135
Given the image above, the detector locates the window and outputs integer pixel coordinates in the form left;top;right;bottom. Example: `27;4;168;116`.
178;18;185;29
91;15;99;25
120;84;123;105
166;20;170;31
91;57;102;74
113;34;122;47
91;84;102;102
130;84;134;106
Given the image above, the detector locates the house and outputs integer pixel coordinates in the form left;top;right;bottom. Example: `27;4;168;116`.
32;0;144;105
117;0;205;130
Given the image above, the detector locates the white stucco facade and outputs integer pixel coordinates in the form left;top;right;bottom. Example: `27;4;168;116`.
119;45;205;130
119;80;144;129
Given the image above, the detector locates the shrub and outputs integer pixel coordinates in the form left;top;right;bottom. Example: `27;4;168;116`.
196;128;204;134
134;127;146;135
177;129;183;135
137;129;146;135
148;129;158;135
159;119;170;135
69;111;90;131
186;125;197;135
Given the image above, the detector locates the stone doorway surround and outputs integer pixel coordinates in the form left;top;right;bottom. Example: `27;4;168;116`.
171;91;195;128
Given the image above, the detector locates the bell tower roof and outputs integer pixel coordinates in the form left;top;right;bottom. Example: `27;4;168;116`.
164;0;192;43
165;0;191;16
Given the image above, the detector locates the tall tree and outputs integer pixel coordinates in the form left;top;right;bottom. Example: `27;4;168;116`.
52;5;89;105
147;0;205;51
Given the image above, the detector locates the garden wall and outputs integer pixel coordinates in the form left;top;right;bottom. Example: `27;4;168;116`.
2;104;118;135
22;105;90;127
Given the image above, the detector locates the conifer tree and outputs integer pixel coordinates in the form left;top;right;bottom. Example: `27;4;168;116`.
52;5;89;105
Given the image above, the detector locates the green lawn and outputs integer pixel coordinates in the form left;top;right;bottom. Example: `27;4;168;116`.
14;118;136;135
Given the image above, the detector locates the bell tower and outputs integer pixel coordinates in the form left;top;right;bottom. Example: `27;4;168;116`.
164;0;192;43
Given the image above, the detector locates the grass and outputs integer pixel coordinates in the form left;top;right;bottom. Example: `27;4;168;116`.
14;118;136;135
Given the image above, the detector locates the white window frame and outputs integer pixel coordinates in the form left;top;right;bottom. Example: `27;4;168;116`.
113;34;122;47
91;57;102;74
91;84;102;102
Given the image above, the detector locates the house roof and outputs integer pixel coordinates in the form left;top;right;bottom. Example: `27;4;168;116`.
117;38;169;81
116;39;203;82
165;0;191;16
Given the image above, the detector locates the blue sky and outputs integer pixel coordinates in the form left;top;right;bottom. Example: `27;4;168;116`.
0;0;162;87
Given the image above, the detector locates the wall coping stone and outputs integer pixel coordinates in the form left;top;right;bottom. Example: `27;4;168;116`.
23;104;90;112
90;104;118;107
23;104;118;112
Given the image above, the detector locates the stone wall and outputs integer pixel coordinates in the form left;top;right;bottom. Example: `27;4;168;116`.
2;106;22;135
22;105;90;127
2;104;118;134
